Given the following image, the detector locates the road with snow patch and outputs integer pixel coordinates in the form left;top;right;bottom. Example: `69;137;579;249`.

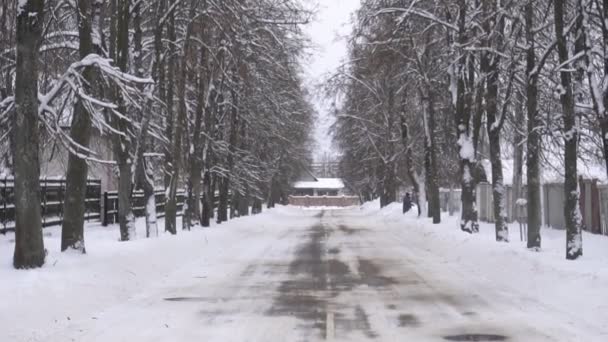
39;208;604;341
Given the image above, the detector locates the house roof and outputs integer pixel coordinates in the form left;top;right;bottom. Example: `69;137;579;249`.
292;178;344;190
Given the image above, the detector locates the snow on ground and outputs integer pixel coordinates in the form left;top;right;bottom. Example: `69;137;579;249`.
1;202;608;341
0;207;320;341
359;200;608;337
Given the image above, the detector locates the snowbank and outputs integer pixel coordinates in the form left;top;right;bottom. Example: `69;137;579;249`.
358;200;608;334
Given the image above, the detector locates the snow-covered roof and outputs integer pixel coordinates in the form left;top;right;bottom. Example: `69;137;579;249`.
292;178;345;189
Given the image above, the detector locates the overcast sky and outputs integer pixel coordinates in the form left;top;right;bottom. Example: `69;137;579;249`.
303;0;361;161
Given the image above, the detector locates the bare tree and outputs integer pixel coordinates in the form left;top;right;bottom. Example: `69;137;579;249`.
61;0;100;253
554;0;583;259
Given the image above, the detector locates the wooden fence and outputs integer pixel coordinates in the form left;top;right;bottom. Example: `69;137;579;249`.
0;178;243;232
102;189;230;226
102;189;185;226
0;178;101;233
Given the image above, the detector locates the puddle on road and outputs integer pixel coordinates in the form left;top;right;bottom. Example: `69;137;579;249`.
443;334;508;341
397;313;421;328
328;247;341;255
338;225;369;235
357;258;398;288
335;306;379;339
164;297;210;302
267;224;330;336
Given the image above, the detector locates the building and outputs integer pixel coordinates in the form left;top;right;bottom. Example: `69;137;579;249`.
291;168;346;196
292;178;345;196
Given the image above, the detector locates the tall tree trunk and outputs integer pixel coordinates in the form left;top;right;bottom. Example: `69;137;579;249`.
236;121;250;217
239;186;250;216
225;86;239;219
422;89;440;224
378;161;388;208
512;93;525;220
602;0;608;181
184;114;204;230
61;0;95;253
454;0;479;233
200;85;217;228
554;0;583;259
252;197;263;215
525;1;542;249
201;170;213;227
267;177;278;209
418;170;427;218
401;116;421;216
184;41;209;230
231;192;241;218
166;0;196;234
13;0;46;269
602;121;608;178
164;11;176;191
217;177;229;222
133;0;165;238
108;0;135;241
484;0;508;242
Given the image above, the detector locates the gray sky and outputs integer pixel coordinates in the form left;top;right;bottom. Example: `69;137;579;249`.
304;0;361;161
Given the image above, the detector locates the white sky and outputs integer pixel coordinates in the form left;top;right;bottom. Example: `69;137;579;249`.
303;0;361;161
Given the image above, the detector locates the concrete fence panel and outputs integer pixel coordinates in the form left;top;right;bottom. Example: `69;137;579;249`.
288;196;360;207
599;185;608;235
543;183;566;230
477;183;494;223
475;183;517;224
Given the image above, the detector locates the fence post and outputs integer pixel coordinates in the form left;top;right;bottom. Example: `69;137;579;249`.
58;179;64;219
84;180;89;222
42;177;47;227
102;192;108;226
2;176;6;232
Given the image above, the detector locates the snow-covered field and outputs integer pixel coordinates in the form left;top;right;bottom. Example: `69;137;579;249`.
1;203;607;341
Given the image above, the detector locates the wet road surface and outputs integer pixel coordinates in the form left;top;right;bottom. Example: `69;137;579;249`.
45;209;596;341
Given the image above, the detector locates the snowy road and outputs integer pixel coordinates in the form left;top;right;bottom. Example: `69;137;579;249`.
20;207;608;341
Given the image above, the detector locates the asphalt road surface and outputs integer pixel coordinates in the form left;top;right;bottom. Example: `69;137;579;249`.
44;209;599;342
